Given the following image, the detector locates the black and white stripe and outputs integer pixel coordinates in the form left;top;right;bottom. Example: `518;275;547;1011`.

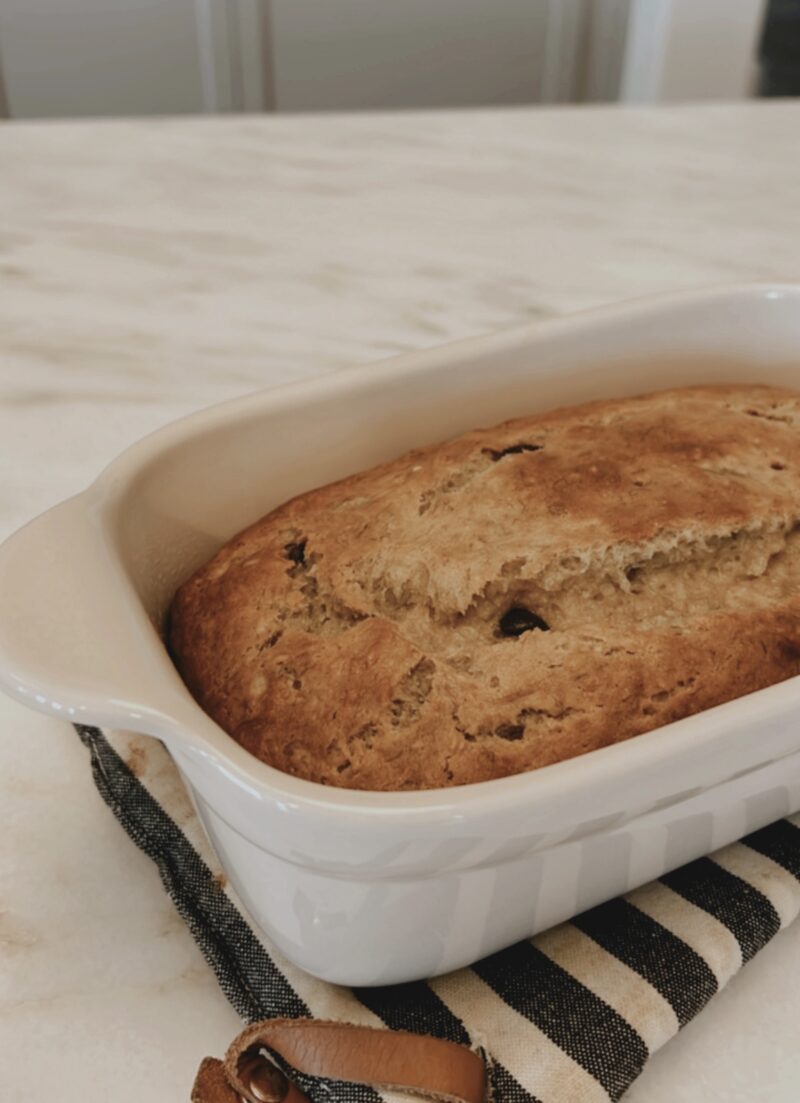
77;726;800;1103
661;858;781;963
572;898;719;1026
473;942;649;1102
742;818;800;878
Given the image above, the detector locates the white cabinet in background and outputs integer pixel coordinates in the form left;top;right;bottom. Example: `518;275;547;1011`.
0;0;598;119
0;0;206;117
0;0;767;120
268;0;550;111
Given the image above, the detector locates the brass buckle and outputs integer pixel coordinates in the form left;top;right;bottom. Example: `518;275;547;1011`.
236;1050;290;1103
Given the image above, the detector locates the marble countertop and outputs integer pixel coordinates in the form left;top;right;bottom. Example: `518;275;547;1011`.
3;101;800;1101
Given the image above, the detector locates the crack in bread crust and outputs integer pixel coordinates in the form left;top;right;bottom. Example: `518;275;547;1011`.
168;384;800;790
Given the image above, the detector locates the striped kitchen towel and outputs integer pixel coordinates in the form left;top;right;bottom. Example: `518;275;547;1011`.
76;724;800;1103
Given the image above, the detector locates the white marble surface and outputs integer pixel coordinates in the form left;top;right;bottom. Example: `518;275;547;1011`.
2;101;800;1100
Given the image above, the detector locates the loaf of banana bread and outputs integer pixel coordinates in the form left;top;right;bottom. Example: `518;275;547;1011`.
169;384;800;790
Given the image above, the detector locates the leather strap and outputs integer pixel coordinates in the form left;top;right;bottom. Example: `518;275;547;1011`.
191;1018;487;1103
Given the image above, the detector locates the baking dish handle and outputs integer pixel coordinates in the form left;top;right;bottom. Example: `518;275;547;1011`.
0;494;192;734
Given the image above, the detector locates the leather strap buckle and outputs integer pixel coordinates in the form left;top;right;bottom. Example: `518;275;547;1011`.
192;1018;488;1103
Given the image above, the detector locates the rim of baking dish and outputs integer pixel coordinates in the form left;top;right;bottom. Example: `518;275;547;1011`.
8;281;800;821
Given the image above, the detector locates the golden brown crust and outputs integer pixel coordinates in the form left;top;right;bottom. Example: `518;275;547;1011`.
169;384;800;790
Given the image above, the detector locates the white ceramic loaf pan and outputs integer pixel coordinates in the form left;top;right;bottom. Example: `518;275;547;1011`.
2;283;800;987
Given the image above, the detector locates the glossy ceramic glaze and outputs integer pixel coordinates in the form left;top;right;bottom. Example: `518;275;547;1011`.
2;284;800;984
